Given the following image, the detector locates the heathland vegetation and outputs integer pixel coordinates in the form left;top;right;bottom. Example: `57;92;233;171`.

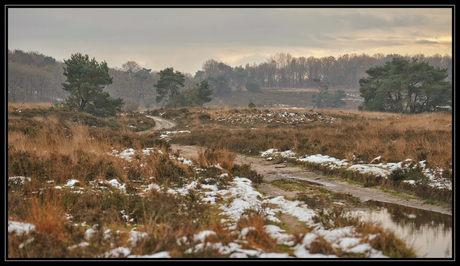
8;99;452;257
7;49;452;258
11;102;447;258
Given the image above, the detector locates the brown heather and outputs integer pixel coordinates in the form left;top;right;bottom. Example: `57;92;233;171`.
171;107;452;168
28;189;69;242
7;103;424;258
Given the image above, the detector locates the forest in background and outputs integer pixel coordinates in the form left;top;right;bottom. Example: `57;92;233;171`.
7;49;452;110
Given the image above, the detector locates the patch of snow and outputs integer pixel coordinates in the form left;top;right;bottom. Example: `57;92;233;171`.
100;247;131;258
9;176;31;184
193;230;216;242
128;251;171;258
8;221;35;235
128;228;148;247
68;242;90;250
64;179;80;187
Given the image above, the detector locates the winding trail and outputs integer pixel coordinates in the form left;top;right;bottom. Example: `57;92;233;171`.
139;113;451;215
137;115;177;135
170;144;452;216
146;115;176;130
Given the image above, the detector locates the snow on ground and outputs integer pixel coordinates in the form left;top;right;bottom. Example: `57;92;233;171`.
9;176;31;185
9;146;404;258
261;149;296;159
8;221;35;235
165;175;387;258
8;170;389;258
100;247;132;258
108;147;193;167
160;130;191;140
213;109;337;125
261;149;452;190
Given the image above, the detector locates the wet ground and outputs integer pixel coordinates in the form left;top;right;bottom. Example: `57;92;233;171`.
171;144;452;258
142;114;452;258
172;144;451;216
345;201;452;258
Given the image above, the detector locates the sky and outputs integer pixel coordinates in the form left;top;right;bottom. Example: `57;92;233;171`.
7;6;453;75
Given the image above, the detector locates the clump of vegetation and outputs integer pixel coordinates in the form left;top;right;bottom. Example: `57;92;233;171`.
124;100;139;111
245;82;262;93
311;78;346;109
388;163;425;182
155;68;213;108
230;164;262;184
194;147;236;172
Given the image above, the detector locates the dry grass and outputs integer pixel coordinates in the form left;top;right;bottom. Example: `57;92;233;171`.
195;147;236;172
7;103;430;258
8;102;53;112
355;222;417;258
27;189;69;242
172;107;452;167
236;208;279;252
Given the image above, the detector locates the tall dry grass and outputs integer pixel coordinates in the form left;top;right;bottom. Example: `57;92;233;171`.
173;108;452;168
195;147;236;172
27;189;69;242
8;102;53;112
8;121;117;164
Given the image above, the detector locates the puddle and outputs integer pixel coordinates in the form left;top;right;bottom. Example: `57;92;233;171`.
297;179;325;187
277;173;335;188
344;200;452;258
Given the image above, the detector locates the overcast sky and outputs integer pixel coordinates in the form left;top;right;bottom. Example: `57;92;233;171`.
7;6;453;74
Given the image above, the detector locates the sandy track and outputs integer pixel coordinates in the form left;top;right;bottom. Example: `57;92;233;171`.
145;115;176;130
171;144;451;215
137;116;177;135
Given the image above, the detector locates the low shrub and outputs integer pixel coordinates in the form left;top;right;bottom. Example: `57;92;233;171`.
245;82;262;93
229;164;262;184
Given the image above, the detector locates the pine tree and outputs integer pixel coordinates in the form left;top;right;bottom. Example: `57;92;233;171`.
359;57;451;113
62;53;123;117
154;67;185;108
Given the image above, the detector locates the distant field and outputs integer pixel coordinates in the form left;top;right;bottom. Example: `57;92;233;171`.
204;87;363;110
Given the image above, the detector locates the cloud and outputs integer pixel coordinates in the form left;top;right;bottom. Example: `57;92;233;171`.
8;7;452;74
415;40;439;44
232;54;270;66
337;36;353;40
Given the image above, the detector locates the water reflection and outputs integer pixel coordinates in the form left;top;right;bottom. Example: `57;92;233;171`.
344;200;452;258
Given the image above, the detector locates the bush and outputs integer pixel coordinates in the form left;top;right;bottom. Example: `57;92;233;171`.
388;168;408;181
124;100;139;111
388;163;425;182
230;164;262;184
198;114;211;120
245;82;262;93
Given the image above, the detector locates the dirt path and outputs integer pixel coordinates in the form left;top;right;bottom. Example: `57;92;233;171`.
171;144;452;216
137;116;177;135
145;115;176;130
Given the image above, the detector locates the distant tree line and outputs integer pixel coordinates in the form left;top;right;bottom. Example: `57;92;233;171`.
8;50;68;103
7;50;201;109
196;53;452;91
8;49;452;111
